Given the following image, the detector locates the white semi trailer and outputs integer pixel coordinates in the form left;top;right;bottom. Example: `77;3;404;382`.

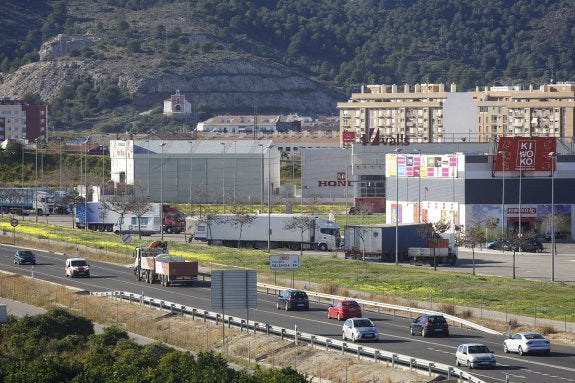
0;187;54;216
194;213;341;251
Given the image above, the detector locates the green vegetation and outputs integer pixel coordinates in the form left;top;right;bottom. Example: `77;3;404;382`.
2;216;574;322
0;307;309;382
2;0;574;131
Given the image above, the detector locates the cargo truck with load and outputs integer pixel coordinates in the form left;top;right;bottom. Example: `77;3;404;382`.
344;223;429;262
194;213;341;251
0;187;54;216
133;241;199;286
408;237;457;266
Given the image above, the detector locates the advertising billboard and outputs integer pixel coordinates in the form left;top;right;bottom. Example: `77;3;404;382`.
386;154;458;178
495;137;556;171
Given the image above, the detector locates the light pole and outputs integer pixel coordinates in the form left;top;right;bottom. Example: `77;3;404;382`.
518;161;522;239
220;142;226;213
394;147;403;265
498;151;508;239
160;142;166;240
413;148;421;223
233;140;237;209
21;144;25;188
188;140;194;214
35;139;38;222
257;143;264;212
548;151;558;282
267;144;274;252
145;140;150;197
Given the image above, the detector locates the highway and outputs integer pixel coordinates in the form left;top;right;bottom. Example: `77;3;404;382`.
1;242;574;383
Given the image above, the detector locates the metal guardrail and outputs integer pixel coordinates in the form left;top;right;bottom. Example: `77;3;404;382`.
257;283;503;336
93;290;487;383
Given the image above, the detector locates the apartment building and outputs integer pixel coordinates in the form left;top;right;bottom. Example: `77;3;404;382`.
0;98;48;142
337;82;575;146
472;83;575;142
337;83;456;147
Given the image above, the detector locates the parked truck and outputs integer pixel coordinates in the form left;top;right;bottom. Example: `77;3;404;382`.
74;201;161;235
194;213;341;251
408;236;457;266
162;205;186;234
133;241;199;286
344;223;429;262
0;187;54;216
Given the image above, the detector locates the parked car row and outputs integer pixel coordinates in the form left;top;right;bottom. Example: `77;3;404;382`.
486;238;544;252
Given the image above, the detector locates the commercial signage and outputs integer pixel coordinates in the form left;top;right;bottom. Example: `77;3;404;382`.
506;207;537;217
386;154;457;178
495;137;556;171
269;254;300;270
361;129;410;146
342;130;355;143
318;172;352;187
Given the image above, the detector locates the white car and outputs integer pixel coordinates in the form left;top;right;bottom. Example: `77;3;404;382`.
503;332;551;355
341;317;379;342
455;343;496;369
65;257;90;278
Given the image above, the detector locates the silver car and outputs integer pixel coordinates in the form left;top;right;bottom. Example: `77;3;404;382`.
503;332;551;355
342;317;379;342
455;343;496;369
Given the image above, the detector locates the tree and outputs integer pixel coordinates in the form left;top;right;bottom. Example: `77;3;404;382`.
101;194;132;235
226;212;256;248
128;195;153;239
284;215;316;257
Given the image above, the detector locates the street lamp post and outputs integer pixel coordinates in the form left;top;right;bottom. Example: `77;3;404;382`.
498;151;508;239
548;152;558;282
413;148;421;223
35;140;38;222
220;142;226;213
145;140;150;197
394;147;403;265
257;143;264;212
234;140;237;209
267;144;274;252
188;141;194;214
160;142;166;240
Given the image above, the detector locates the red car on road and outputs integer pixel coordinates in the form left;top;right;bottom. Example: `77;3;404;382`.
327;299;362;320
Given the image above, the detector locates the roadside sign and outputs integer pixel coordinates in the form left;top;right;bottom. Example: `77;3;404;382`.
269;254;299;270
122;233;132;244
211;270;257;309
10;218;18;227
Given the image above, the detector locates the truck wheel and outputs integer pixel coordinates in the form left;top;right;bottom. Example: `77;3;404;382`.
36;209;43;216
165;226;173;234
318;243;328;251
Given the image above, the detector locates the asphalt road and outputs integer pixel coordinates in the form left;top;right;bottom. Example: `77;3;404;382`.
1;242;574;383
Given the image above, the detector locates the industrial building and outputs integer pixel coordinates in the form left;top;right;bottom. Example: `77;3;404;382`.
109;139;279;207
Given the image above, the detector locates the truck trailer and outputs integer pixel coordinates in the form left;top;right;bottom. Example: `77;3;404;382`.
133;242;199;286
344;223;428;262
0;187;54;216
74;201;162;235
194;213;341;251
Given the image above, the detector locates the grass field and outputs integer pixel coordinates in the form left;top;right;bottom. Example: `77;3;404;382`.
1;216;574;323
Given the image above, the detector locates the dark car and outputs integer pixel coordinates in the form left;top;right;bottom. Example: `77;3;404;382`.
410;314;449;337
486;239;511;250
276;289;309;311
87;145;109;155
14;250;36;265
513;239;544;253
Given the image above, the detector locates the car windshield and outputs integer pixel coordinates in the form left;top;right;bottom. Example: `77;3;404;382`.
290;291;307;298
354;319;373;327
468;345;490;353
342;301;359;307
71;260;88;266
19;251;34;257
524;333;544;340
428;316;445;323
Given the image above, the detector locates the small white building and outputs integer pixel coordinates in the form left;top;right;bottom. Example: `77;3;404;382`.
163;89;192;115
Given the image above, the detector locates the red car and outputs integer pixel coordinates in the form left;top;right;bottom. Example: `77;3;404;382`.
327;299;362;320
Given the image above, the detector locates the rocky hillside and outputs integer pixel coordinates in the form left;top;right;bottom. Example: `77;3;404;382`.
0;1;341;116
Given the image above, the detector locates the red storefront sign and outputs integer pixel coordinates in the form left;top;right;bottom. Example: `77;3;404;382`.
342;130;356;143
495;137;556;171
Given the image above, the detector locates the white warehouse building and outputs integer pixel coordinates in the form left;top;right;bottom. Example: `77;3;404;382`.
109;140;279;205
